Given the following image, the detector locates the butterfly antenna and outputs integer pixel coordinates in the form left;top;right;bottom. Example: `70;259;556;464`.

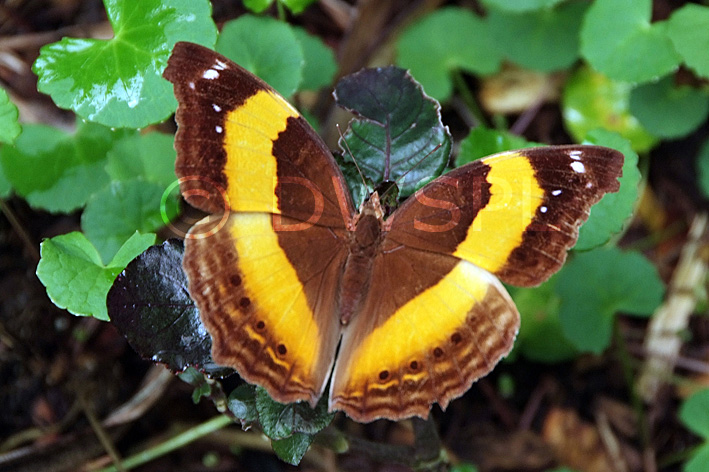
337;124;371;194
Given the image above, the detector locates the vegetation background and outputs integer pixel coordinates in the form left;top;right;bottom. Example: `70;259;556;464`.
0;0;708;471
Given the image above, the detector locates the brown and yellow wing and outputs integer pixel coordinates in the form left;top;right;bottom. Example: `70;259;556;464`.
386;145;623;286
164;42;354;227
164;43;354;406
330;247;519;422
330;145;623;421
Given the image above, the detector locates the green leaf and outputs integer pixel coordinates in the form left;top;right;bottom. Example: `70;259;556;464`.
108;240;231;376
680;389;709;438
0;121;126;213
0;159;11;198
217;15;304;98
243;0;271;13
629;77;709;139
698;138;709;199
576;130;639;250
456;127;536;166
562;65;657;153
281;0;319;15
271;432;314;466
82;179;179;264
0;87;21;145
227;384;258;424
486;1;588;72
685;444;709;472
480;0;563;12
37;231;155;321
396;7;502;102
667;4;709;79
580;0;680;83
33;0;217;129
292;27;337;92
256;387;334;441
510;276;578;363
106;131;177;187
335;66;451;201
556;247;665;353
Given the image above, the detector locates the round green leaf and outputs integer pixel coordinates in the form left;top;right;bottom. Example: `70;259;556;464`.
292;27;337;91
580;0;680;83
0;122;125;213
562;65;657;153
486;1;588;72
106;131;177;187
396;7;502;102
480;0;563;12
557;247;665;354
685;444;709;472
33;0;217;128
680;388;709;438
82;179;179;263
37;231;155;321
667;4;709;79
576;130;639;250
217;15;304;98
282;0;319;15
629;76;709;139
456;127;536;166
0;87;20;145
510;276;579;363
243;0;271;13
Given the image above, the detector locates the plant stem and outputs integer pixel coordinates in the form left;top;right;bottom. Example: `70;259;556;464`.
91;415;233;472
451;69;488;128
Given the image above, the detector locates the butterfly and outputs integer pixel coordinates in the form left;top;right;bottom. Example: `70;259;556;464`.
163;41;624;423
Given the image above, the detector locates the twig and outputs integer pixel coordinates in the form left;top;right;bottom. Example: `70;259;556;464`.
637;212;709;401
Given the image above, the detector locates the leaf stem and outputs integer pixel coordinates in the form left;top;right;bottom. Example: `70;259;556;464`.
90;415;233;472
451;69;488;128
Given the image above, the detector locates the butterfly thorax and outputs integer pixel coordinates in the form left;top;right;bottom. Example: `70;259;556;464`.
339;194;386;326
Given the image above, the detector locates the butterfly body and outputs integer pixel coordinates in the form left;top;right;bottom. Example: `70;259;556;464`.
164;42;624;422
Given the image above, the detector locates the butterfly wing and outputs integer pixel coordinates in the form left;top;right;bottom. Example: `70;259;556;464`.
164;42;355;406
330;146;623;421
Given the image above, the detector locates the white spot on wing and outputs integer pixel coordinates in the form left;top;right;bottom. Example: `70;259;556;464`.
215;125;223;134
203;68;219;80
188;81;195;89
570;161;586;173
552;189;562;196
214;59;228;70
540;206;548;213
212;104;222;112
568;149;583;160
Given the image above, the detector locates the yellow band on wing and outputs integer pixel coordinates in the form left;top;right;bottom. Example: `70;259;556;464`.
229;213;320;380
454;152;545;272
345;261;489;387
223;90;299;213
